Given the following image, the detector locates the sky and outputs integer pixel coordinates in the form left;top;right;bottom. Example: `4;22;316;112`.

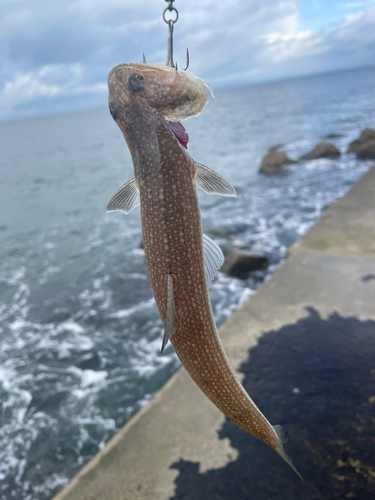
1;0;375;122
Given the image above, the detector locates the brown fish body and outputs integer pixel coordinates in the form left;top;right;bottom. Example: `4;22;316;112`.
107;63;301;478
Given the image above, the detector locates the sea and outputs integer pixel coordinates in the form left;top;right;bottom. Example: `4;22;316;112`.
0;66;374;500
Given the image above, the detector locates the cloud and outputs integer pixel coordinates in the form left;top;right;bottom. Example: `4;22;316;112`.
204;5;375;85
261;8;375;64
340;1;372;8
0;0;374;121
0;64;106;118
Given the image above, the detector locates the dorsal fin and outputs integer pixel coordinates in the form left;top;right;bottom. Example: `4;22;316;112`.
161;274;177;353
203;233;224;286
195;163;236;197
106;178;140;214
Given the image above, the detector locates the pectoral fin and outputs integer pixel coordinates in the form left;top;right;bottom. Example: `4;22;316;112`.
203;233;224;286
161;274;177;353
195;163;236;197
106;178;140;214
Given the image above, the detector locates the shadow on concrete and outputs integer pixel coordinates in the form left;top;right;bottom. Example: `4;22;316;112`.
169;308;375;500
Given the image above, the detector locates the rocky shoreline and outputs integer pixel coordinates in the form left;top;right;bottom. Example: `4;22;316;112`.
259;127;375;175
220;127;375;278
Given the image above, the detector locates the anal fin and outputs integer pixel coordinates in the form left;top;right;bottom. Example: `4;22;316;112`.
161;273;177;353
203;233;224;286
106;178;140;214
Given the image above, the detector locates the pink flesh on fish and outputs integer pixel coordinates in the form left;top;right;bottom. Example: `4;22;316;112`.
168;121;189;149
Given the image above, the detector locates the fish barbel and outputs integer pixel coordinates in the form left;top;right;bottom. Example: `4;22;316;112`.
107;62;302;479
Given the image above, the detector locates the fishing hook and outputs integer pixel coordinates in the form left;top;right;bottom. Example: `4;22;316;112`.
163;0;189;70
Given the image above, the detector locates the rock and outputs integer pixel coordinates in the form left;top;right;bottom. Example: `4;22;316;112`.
356;140;375;160
359;128;375;142
302;142;341;160
258;147;295;175
221;250;269;280
347;128;375;155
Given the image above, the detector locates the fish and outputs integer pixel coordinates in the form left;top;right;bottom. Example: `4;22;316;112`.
107;62;302;479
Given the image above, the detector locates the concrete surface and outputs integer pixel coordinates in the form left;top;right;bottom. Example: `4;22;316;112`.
288;167;375;258
53;167;375;500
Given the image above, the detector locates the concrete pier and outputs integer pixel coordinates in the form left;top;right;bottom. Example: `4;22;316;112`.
54;167;375;500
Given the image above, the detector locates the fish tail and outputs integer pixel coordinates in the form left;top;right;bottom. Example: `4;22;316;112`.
273;425;304;481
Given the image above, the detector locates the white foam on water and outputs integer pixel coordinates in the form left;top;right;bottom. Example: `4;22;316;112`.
131;334;177;378
39;265;61;284
131;248;145;256
0;366;17;391
6;267;26;286
109;297;155;319
36;332;95;359
9;318;34;332
125;273;148;280
80;369;108;388
56;320;84;335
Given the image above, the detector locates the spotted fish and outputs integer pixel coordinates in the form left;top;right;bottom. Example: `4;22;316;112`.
107;62;302;479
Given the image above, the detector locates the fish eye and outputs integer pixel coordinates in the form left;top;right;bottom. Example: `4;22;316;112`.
128;74;145;92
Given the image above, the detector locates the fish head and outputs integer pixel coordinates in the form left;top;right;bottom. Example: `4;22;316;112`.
108;63;213;122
